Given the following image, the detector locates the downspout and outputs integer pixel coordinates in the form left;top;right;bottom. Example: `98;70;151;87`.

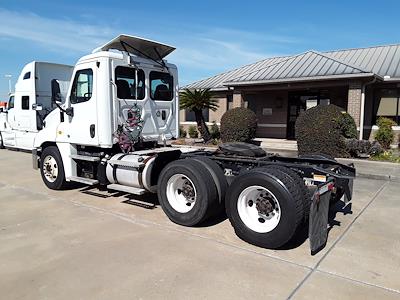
359;77;377;140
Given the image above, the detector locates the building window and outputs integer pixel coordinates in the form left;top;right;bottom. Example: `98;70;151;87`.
374;89;399;124
115;66;145;100
227;94;233;110
70;69;93;104
185;109;209;122
22;96;29;110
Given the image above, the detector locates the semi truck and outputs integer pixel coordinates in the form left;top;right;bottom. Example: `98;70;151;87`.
0;62;73;150
31;34;355;253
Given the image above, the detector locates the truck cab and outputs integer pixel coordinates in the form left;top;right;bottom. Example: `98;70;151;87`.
34;35;178;150
0;62;73;150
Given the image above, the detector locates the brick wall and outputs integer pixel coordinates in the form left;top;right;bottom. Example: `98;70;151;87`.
347;81;362;127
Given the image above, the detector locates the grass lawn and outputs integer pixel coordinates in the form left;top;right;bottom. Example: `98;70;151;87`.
370;149;400;163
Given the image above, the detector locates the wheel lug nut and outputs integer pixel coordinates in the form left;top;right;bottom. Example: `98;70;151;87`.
248;200;253;207
258;218;265;223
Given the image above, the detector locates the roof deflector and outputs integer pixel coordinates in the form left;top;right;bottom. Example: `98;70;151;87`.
92;34;176;60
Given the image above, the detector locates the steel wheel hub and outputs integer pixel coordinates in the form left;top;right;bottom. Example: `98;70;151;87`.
43;155;58;183
166;174;197;213
237;186;281;233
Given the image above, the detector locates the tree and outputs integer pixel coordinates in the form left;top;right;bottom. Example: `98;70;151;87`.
179;88;219;142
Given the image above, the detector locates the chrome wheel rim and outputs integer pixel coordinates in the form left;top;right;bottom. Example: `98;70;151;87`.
43;155;58;183
166;174;197;213
237;185;281;233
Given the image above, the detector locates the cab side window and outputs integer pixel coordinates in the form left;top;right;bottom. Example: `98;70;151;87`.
115;66;145;100
70;69;93;104
150;71;173;101
22;96;29;110
8;96;14;109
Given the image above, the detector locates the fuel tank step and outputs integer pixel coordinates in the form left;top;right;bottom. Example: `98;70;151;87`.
70;154;100;162
67;176;99;185
107;183;146;195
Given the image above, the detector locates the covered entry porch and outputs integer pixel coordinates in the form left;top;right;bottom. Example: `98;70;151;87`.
239;82;349;139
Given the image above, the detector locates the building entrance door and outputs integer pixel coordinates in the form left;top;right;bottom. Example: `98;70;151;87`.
287;91;330;139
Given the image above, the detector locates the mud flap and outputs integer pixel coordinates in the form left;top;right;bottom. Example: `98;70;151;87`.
309;180;334;255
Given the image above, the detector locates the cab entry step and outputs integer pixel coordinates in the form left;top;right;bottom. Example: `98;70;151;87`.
107;183;146;195
67;176;99;186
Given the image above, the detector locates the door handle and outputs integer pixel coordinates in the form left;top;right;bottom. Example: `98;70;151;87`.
161;110;166;120
90;124;95;138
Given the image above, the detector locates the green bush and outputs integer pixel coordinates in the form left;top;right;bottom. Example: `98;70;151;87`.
338;112;358;139
295;104;357;157
345;139;383;157
220;107;257;143
179;126;187;138
375;117;396;149
209;121;220;140
188;125;199;138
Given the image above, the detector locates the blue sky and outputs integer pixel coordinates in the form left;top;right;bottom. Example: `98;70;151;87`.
1;0;400;99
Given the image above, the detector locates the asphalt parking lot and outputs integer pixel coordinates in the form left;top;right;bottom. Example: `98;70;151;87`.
0;149;399;299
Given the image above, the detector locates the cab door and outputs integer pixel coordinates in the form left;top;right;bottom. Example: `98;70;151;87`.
1;95;16;147
58;62;98;145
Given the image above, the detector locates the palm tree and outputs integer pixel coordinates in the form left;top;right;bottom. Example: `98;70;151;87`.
179;88;219;142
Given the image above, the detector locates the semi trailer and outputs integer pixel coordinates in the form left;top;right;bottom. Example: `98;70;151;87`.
31;34;355;253
0;62;73;150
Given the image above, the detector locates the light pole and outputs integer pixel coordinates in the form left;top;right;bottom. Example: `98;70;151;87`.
5;74;12;94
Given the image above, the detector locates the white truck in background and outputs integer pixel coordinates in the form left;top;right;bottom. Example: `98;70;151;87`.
0;62;73;150
26;34;355;253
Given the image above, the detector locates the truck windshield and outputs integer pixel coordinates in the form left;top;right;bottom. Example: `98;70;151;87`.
8;96;14;109
115;66;145;100
150;71;173;101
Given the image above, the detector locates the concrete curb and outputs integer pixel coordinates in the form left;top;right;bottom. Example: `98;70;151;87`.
356;173;400;182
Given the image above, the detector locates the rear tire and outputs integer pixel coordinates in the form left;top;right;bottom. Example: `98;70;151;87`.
40;146;68;190
157;159;218;226
225;168;304;249
0;133;4;149
191;156;228;213
262;165;311;221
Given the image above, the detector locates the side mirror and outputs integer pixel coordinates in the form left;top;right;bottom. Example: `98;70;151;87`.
51;79;62;104
32;103;43;111
0;108;3;113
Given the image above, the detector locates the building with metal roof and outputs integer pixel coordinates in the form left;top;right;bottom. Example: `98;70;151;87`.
180;44;400;141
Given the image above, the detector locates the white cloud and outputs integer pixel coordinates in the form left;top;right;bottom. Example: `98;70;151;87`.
0;9;115;53
0;8;296;85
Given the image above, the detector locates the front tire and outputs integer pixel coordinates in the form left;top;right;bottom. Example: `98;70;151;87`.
0;133;4;149
40;146;67;190
225;168;304;249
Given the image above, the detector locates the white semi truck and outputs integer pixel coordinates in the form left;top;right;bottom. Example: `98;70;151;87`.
31;34;355;253
0;62;73;150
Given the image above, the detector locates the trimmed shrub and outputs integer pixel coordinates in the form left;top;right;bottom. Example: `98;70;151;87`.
369;140;384;156
345;139;383;158
375;117;396;149
338;112;358;139
220;107;257;143
188;125;199;138
209;121;220;140
295;104;357;157
179;126;187;138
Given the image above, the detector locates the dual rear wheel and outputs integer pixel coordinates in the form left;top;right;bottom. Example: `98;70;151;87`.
158;159;308;249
